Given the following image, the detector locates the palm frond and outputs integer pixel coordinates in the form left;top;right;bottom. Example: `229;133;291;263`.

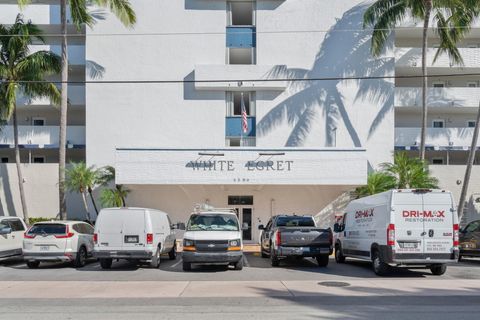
16;50;62;78
93;0;137;27
70;0;96;29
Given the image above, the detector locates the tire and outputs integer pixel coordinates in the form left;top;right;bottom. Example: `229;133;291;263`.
100;258;113;269
182;261;191;271
168;244;177;260
73;246;87;268
234;258;244;270
150;247;161;268
316;254;329;267
335;244;346;263
458;255;463;262
26;261;40;269
261;245;268;258
372;250;390;276
270;247;280;267
430;264;447;276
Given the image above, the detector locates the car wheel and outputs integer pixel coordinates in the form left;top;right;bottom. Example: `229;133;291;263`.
260;245;268;258
270;248;280;267
168;244;177;260
458;255;463;262
335;244;346;263
182;262;191;271
372;250;390;276
430;264;447;276
73;246;87;268
316;254;329;267
26;261;40;269
100;258;113;269
150;247;161;268
234;258;244;270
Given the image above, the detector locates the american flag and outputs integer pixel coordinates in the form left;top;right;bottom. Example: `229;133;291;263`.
241;93;248;134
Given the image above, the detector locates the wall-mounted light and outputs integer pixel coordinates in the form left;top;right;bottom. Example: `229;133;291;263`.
198;152;225;157
258;152;285;156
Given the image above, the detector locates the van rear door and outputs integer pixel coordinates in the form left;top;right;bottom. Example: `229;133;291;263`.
421;192;454;257
121;209;146;249
393;192;425;255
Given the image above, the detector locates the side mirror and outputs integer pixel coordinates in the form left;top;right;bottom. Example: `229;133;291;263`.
0;227;12;235
175;223;186;231
258;224;265;230
242;223;249;231
333;223;343;233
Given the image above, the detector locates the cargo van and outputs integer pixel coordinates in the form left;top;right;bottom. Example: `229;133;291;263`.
334;189;459;276
93;208;178;269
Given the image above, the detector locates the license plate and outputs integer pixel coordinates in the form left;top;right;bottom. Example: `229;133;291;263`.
402;242;418;249
124;236;139;243
39;246;49;251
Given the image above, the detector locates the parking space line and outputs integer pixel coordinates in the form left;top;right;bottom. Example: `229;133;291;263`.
170;258;183;268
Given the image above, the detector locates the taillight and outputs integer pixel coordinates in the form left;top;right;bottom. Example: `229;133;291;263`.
453;224;459;247
24;231;35;239
276;231;281;245
93;233;98;244
54;225;74;239
146;233;153;244
387;224;395;246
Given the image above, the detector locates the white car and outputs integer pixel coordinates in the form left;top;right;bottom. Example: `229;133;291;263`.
93;207;177;269
182;207;245;271
0;217;28;260
334;189;459;276
23;221;95;268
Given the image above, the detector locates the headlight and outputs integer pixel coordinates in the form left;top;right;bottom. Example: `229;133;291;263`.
229;239;240;247
184;239;194;247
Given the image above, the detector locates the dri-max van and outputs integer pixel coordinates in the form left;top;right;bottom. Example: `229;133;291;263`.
93;208;178;269
334;189;459;276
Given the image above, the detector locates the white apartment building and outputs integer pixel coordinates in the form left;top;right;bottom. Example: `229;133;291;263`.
0;0;479;236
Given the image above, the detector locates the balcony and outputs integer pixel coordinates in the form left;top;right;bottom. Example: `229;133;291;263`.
395;127;479;149
396;48;480;69
17;85;85;107
0;4;73;25
226;26;256;48
395;87;480;108
0;126;85;148
30;45;85;66
225;117;256;137
194;65;288;91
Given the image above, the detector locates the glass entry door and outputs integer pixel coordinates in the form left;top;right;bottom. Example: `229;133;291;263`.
234;207;253;241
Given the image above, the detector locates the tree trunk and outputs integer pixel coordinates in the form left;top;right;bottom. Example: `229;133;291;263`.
88;187;99;216
58;0;69;220
81;191;91;222
13;108;29;224
117;185;126;207
419;1;432;161
457;100;480;222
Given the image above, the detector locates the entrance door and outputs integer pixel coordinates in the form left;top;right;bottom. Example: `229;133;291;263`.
234;208;253;241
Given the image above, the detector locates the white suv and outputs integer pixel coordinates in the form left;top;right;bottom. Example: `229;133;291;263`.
23;221;94;268
0;217;27;260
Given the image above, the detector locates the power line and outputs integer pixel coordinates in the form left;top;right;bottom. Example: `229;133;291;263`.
3;72;480;85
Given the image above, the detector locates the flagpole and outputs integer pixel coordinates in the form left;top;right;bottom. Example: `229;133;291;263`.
240;92;244;147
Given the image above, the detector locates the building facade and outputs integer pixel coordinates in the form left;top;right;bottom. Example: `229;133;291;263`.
0;0;479;235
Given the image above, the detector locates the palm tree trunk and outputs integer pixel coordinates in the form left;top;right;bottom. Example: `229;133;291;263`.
457;100;480;222
58;0;68;220
420;1;432;161
81;191;91;222
13;108;29;224
88;187;99;216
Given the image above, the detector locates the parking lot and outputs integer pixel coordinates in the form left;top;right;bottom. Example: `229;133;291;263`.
2;253;480;282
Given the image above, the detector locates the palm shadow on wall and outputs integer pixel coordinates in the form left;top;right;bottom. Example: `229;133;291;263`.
258;3;394;147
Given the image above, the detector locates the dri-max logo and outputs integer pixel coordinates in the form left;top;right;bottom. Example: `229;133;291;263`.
355;209;374;219
402;210;445;218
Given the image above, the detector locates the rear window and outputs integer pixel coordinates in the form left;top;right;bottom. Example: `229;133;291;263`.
5;219;25;231
276;216;315;227
28;224;66;235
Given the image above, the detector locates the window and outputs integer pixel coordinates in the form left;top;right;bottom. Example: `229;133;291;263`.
27;224;66;235
432;158;444;165
226;137;256;147
227;92;255;116
1;157;8;163
468;120;476;128
432;82;445;88
465;221;480;233
432;120;445;128
5;219;25;232
32;118;45;126
467;82;478;88
228;1;255;26
228;48;255;64
228;196;254;206
187;214;239;232
33;156;45;164
84;224;94;235
72;224;83;233
265;219;272;231
276;216;315;227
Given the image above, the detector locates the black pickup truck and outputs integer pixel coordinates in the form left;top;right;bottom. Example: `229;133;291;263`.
258;215;333;267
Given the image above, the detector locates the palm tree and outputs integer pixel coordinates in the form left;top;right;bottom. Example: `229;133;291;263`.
65;161;99;221
18;0;136;221
100;185;130;208
364;0;477;160
355;171;397;198
0;16;61;224
381;152;438;189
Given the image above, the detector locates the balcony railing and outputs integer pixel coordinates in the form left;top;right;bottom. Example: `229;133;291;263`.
226;117;256;137
16;85;85;107
395;87;480;108
396;47;480;69
0;4;73;25
395;127;480;148
0;126;85;147
30;45;85;66
226;26;256;48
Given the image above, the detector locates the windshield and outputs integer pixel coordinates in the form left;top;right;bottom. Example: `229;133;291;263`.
28;224;67;235
187;214;239;231
276;216;315;227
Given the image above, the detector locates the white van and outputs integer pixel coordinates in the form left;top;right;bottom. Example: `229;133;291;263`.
93;208;177;269
182;207;244;271
334;189;459;276
0;217;27;260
